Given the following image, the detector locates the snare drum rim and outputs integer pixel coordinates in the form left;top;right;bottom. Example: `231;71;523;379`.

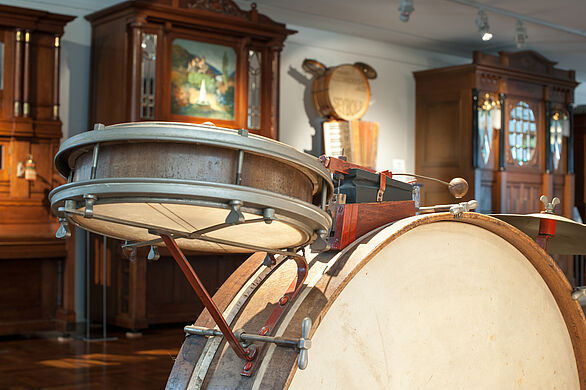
49;178;332;250
54;122;334;199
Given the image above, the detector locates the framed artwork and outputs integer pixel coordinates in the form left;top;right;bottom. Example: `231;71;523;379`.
170;38;237;121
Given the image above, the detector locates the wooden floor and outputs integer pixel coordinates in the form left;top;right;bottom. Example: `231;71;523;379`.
0;325;186;389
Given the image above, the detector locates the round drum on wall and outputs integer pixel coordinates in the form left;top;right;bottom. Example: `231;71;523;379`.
312;64;371;121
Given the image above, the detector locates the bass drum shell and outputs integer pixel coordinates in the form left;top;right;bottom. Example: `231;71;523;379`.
167;213;586;389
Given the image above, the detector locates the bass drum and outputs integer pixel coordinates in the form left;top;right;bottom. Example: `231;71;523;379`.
167;213;586;389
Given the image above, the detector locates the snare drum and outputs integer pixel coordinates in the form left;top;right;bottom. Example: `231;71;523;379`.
168;213;586;389
49;122;333;253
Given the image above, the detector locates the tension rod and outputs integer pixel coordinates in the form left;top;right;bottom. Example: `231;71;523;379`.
160;234;255;361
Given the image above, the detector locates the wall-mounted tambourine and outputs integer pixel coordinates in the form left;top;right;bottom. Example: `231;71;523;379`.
303;59;377;121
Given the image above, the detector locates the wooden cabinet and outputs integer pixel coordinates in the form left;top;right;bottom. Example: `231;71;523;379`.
86;0;293;139
414;51;577;217
0;5;74;335
84;0;292;330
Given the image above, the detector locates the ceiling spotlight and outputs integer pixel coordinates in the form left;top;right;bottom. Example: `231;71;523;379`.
398;0;414;22
475;9;493;41
515;19;528;48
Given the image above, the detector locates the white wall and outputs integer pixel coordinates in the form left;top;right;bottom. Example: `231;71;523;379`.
279;25;468;172
3;1;583;171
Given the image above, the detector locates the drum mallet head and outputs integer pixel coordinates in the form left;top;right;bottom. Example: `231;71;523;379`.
448;178;468;199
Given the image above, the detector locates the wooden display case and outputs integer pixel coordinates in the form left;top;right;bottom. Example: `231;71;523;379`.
0;5;74;335
84;0;293;330
414;51;577;217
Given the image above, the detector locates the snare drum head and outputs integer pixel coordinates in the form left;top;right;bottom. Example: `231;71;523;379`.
169;213;586;389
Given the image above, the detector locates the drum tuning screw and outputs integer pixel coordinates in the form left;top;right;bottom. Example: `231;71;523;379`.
56;218;71;239
147;245;160;261
263;208;275;224
83;194;97;218
226;200;245;224
259;326;269;335
297;317;312;370
93;123;105;131
540;195;560;214
238;128;249;137
122;242;138;262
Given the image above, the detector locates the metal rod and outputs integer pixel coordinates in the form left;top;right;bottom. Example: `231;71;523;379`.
160;234;254;361
86;231;90;340
235;149;244;185
320;180;328;210
444;0;586;38
120;218;266;249
103;236;107;339
392;173;450;186
184;325;299;348
90;144;100;180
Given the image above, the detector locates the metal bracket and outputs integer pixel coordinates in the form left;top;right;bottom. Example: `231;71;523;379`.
263;208;275;224
184;317;312;370
83;194;97;218
449;200;478;218
310;229;329;252
225;200;245;224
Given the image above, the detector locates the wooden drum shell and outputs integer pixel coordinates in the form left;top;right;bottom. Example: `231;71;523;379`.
71;143;315;204
311;64;371;121
168;213;586;389
50;122;333;252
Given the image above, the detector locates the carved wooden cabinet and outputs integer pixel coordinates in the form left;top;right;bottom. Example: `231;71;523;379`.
84;0;292;330
414;51;577;217
0;5;74;335
86;0;292;138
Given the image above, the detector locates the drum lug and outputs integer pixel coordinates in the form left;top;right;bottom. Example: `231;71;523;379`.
83;194;97;218
263;208;275;224
310;229;330;252
226;200;245;224
571;287;586;300
147;245;160;261
56;217;71;239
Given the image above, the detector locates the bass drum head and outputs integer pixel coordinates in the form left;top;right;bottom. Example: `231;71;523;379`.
168;213;586;389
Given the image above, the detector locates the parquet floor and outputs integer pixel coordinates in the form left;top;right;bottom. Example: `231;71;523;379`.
0;326;185;389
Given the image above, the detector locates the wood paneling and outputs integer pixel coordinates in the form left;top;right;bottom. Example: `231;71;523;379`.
83;0;293;330
414;51;577;217
0;5;74;335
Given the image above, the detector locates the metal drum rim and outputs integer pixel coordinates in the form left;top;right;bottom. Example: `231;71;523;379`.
55;122;334;198
49;178;332;242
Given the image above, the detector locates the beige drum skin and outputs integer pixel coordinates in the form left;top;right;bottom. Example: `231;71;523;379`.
167;213;586;389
